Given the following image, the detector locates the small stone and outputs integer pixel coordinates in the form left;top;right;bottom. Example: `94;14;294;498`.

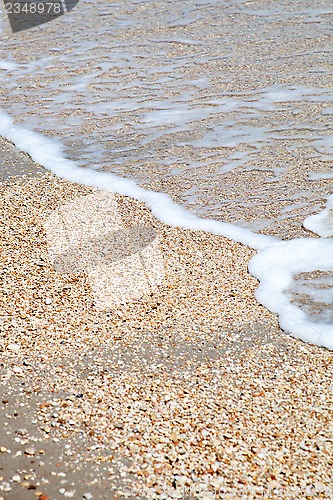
114;422;123;429
64;492;75;498
17;428;28;436
0;447;7;453
7;343;20;352
45;298;52;305
83;494;93;500
24;446;36;456
12;474;21;482
2;482;11;492
39;495;49;500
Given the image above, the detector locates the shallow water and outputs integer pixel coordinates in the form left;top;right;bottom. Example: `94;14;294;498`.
0;0;333;346
0;0;332;228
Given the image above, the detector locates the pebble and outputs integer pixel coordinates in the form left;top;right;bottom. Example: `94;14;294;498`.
24;446;36;456
17;428;28;436
83;494;93;500
45;298;52;305
7;344;20;352
11;474;21;482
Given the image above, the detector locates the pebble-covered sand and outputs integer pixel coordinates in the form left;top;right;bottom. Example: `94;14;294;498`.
1;140;333;499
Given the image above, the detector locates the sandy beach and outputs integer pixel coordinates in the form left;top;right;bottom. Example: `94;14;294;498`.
1;0;333;497
1;137;333;499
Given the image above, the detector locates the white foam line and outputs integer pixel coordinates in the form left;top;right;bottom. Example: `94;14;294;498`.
0;60;18;71
0;109;276;251
249;238;333;349
2;108;333;350
304;195;333;237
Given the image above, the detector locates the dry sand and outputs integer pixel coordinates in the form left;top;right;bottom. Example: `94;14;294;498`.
1;138;333;499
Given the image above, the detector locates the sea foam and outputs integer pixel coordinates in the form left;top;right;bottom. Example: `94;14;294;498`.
0;0;332;349
1;107;333;349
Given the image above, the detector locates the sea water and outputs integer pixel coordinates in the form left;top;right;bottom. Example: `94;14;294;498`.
0;0;332;347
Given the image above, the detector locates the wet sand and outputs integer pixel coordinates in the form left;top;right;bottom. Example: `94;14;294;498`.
1;140;333;499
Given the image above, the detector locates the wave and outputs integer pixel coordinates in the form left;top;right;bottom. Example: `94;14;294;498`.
1;0;333;348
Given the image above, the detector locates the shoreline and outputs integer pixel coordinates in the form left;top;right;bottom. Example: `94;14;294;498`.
1;141;333;498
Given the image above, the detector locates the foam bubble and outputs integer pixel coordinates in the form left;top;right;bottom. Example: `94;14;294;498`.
0;60;18;71
304;195;333;237
249;239;333;349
